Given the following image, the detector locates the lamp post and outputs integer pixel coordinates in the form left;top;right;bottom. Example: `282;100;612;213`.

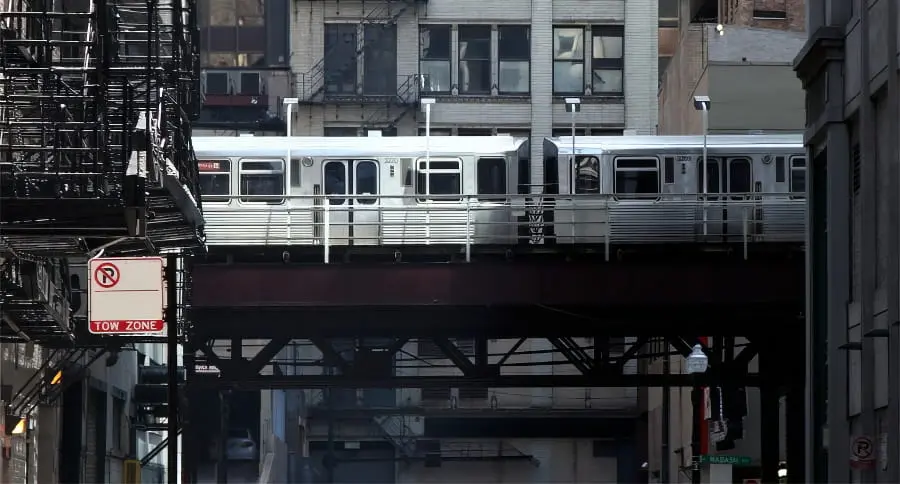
283;97;298;178
565;97;581;174
692;95;711;235
686;344;709;484
420;98;436;196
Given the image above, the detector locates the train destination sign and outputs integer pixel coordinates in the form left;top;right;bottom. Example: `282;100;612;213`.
88;257;165;335
198;160;230;172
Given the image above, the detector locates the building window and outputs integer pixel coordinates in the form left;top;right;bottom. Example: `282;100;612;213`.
659;0;680;27
416;160;462;201
198;159;231;201
591;26;624;95
112;397;125;452
457;128;493;136
203;0;266;67
363;24;398;95
324;127;359;137
239;159;285;203
574;156;600;194
498;25;530;94
477;158;507;200
239;72;260;95
458;25;492;94
753;0;787;19
324;24;358;95
417;128;452;136
553;27;585;94
614;158;659;198
420;25;451;93
205;72;229;95
551;128;586;137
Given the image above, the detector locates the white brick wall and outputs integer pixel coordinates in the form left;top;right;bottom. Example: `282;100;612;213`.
288;0;660;170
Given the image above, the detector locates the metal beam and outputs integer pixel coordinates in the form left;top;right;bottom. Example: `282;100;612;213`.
547;337;594;375
432;337;476;375
310;337;352;373
197;372;767;389
242;337;290;376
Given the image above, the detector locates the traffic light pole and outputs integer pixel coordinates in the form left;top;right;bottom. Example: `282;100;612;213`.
166;254;179;484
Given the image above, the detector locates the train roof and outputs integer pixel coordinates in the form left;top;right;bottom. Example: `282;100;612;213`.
191;135;529;158
546;134;804;155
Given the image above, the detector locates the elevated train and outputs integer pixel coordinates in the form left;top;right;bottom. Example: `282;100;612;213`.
193;134;805;252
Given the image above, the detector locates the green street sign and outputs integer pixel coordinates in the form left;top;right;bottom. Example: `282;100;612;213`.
700;455;753;466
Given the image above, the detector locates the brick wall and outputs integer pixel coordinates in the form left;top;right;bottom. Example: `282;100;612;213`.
722;0;806;32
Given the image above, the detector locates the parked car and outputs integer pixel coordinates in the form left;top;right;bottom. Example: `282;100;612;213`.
208;428;258;461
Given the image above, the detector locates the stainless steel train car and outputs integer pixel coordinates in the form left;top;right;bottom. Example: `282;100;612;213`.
543;135;806;245
192;135;531;247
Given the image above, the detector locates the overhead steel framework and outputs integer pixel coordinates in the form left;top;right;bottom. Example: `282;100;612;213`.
0;0;204;257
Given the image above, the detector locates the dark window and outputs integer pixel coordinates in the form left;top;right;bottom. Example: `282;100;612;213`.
614;158;659;198
112;398;125;451
457;128;493;136
552;128;587;137
324;24;358;95
355;161;378;204
239;72;260;95
728;159;752;196
458;25;492;94
698;158;721;199
498;25;530;94
324;161;347;205
363;25;398;95
775;156;786;182
591;26;624;95
553;27;585;93
324;127;359;137
417;128;453;136
240;159;284;203
459;387;487;399
477;158;507;200
420;25;452;93
206;72;229;95
790;156;806;197
574;156;600;194
659;0;680;25
664;156;675;184
203;0;266;67
199;159;231;201
416;160;462;201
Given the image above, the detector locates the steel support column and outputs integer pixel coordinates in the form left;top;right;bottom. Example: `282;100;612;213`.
166;255;179;484
216;390;230;483
759;345;780;484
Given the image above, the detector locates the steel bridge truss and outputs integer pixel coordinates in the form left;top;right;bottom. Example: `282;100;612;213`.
190;336;772;389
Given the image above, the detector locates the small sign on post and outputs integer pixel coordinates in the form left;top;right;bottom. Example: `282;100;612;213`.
851;435;876;469
700;455;752;466
88;257;165;335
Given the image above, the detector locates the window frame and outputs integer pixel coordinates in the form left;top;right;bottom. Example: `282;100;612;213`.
457;25;493;95
419;24;452;94
238;158;285;204
553;26;586;95
590;25;624;96
198;159;232;202
476;157;508;201
324;23;359;95
573;155;601;194
323;159;349;205
354;159;379;205
415;157;463;202
789;155;806;199
613;156;660;200
497;25;531;95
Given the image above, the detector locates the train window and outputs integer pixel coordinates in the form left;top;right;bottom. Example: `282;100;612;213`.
416;158;461;201
775;156;786;183
614;157;659;199
476;157;507;201
290;159;302;189
697;158;721;199
355;161;378;205
790;156;806;198
573;156;600;194
324;161;347;205
664;156;675;184
198;159;231;202
239;159;284;204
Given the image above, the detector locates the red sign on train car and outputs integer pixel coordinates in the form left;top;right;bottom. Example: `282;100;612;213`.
199;160;230;172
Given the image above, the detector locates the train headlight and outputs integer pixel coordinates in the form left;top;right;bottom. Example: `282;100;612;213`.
301;156;314;167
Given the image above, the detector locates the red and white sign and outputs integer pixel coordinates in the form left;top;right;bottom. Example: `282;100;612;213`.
851;435;876;469
88;257;165;334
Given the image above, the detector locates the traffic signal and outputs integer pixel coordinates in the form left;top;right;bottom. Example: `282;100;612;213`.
134;365;185;407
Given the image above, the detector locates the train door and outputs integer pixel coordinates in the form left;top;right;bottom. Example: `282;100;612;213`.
353;160;380;245
323;159;380;246
697;157;723;236
724;157;753;236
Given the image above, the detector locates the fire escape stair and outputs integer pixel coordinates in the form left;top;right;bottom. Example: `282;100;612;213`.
7;347;107;421
0;257;75;344
372;414;418;459
363;73;420;131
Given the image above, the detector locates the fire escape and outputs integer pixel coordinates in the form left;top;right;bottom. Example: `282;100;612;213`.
297;0;427;133
0;0;203;343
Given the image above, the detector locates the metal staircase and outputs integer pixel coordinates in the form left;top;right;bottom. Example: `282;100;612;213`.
372;414;418;458
363;73;421;131
7;347;107;419
0;0;203;258
297;0;425;103
0;256;74;343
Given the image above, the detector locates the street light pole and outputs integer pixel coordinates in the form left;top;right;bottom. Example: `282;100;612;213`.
565;97;581;181
686;344;709;484
693;96;711;236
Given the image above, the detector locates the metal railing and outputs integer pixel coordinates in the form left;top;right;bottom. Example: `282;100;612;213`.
201;193;806;261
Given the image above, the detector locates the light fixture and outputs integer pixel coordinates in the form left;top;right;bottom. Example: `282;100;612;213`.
716;24;724;36
685;345;709;374
50;370;63;385
10;418;25;435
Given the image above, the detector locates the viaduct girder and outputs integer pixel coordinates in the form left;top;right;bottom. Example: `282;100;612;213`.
188;335;799;390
